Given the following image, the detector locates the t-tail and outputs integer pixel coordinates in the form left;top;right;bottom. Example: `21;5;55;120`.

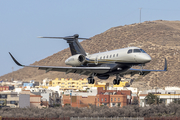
38;34;91;56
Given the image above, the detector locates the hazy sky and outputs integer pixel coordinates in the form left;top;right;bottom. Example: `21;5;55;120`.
1;0;180;77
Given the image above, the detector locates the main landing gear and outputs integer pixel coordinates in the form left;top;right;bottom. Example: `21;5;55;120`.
113;74;121;85
87;77;95;84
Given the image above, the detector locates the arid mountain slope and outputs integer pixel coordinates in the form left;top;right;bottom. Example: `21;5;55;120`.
1;20;180;88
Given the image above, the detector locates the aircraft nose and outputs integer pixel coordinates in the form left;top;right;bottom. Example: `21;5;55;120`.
144;55;151;63
136;54;151;63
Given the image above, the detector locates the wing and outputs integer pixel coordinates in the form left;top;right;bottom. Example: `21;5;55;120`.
9;52;110;76
121;58;167;76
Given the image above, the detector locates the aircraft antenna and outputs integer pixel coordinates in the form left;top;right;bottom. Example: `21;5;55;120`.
139;8;142;23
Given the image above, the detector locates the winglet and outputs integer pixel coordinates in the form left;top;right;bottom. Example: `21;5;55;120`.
9;52;23;66
164;58;167;71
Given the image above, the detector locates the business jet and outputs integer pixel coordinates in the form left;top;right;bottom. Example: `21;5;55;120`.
9;34;167;85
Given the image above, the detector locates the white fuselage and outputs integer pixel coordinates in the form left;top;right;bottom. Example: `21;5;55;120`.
86;47;151;64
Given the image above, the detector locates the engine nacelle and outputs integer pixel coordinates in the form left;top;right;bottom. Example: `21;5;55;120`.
65;54;86;66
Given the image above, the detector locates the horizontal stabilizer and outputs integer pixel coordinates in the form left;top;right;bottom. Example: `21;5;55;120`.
38;34;91;40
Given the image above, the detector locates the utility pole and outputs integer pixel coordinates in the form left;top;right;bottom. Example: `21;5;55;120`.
12;67;14;81
139;8;142;23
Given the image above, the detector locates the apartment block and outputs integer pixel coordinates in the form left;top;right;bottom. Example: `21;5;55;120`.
96;87;131;107
50;78;94;90
0;92;19;108
62;88;97;107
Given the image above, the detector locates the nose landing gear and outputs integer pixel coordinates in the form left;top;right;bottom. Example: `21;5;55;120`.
87;77;95;84
113;74;121;85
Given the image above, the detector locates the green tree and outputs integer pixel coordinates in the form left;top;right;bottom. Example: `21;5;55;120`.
132;97;139;105
145;93;160;105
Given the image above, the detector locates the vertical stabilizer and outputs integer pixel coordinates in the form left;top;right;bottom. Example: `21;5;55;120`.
38;34;91;56
65;34;87;56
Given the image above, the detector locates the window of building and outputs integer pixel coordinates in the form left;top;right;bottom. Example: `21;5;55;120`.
11;94;17;97
114;98;116;101
103;103;107;106
118;103;121;107
112;103;116;107
118;98;120;101
98;98;99;102
0;100;4;104
10;101;16;104
111;98;113;102
102;98;103;102
0;94;7;98
105;98;107;101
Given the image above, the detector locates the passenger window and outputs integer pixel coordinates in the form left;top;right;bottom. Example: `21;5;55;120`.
116;54;118;57
127;49;132;54
134;49;141;53
103;56;105;59
113;54;115;57
107;55;108;58
110;55;112;58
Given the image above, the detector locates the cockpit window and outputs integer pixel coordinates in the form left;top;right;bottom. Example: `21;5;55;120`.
140;49;146;53
127;49;132;54
134;49;141;53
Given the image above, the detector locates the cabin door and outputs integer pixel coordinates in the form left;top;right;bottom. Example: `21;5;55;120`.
95;55;98;65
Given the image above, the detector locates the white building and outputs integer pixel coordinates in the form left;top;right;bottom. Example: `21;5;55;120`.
139;88;180;107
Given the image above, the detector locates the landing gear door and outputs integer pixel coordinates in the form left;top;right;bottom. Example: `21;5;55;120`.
95;55;98;65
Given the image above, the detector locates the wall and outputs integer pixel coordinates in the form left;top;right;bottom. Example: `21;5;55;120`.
19;94;30;108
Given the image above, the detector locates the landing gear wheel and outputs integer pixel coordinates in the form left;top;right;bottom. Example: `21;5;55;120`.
113;75;121;85
113;79;117;85
88;77;95;84
92;79;95;84
88;78;91;84
117;80;120;85
117;78;121;85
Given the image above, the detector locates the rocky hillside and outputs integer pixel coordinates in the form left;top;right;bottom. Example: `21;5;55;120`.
1;20;180;88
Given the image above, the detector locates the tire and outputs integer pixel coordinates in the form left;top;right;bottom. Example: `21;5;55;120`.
92;79;95;84
88;78;91;84
113;79;117;85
